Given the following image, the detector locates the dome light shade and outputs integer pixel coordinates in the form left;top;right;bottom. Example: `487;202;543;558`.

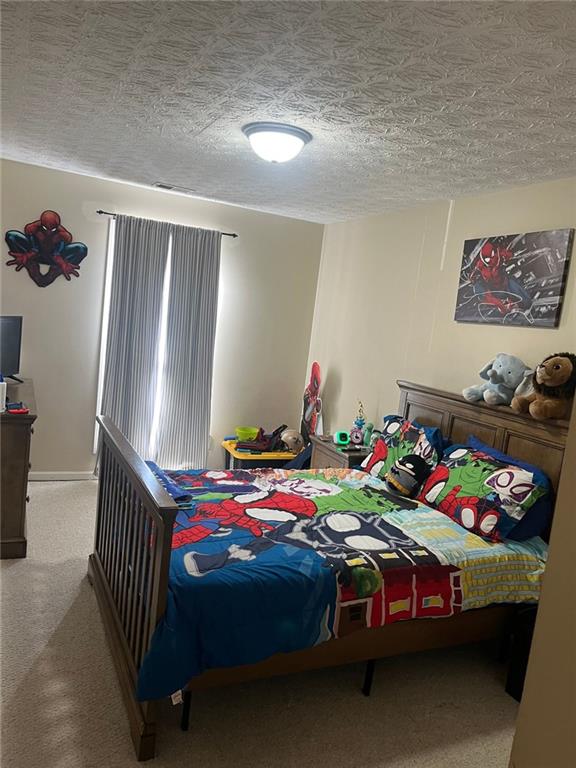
242;122;312;163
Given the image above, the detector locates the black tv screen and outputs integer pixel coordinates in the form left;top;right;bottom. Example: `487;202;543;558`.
0;316;23;377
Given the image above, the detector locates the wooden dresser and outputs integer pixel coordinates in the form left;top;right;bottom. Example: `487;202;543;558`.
310;434;370;470
1;379;36;558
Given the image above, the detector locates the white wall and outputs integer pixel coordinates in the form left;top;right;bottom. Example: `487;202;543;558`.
509;409;576;767
308;177;576;433
0;160;323;474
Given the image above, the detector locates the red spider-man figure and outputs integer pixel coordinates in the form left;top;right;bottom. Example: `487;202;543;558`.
172;490;318;549
5;210;88;287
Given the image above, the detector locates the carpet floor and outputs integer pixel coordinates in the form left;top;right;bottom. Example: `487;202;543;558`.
1;481;518;767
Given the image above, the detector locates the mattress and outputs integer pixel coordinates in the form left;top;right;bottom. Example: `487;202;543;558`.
137;467;547;701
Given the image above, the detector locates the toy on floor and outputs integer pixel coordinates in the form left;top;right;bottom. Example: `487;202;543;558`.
511;352;576;421
462;353;532;406
383;454;432;498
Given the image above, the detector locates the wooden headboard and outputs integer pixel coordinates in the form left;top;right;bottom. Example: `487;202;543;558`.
397;380;569;491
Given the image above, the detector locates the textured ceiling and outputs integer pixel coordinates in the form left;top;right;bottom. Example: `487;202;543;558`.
2;1;576;223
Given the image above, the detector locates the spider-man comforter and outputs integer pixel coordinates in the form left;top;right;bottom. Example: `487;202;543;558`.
137;467;547;701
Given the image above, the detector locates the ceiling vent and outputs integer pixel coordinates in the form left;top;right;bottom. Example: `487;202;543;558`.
153;181;198;195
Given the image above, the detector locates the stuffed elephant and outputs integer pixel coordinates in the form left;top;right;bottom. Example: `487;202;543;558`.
463;353;533;406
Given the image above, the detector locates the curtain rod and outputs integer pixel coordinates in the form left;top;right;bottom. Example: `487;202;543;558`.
96;210;238;238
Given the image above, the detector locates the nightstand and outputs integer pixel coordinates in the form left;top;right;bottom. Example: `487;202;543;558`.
310;435;370;470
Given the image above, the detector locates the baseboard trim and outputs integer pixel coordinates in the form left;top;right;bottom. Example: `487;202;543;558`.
29;471;96;481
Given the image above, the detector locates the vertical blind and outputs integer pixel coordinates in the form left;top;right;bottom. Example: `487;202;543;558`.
100;214;222;468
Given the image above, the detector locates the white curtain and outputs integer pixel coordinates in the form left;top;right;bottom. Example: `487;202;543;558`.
100;215;222;467
101;215;171;457
155;225;222;468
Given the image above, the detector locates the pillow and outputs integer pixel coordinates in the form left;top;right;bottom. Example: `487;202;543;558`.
466;436;553;541
417;442;550;541
360;415;443;483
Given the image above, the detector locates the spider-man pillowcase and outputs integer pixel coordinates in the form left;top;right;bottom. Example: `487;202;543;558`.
417;438;553;542
360;415;444;482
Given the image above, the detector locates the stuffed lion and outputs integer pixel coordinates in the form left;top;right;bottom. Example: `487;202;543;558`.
511;352;576;421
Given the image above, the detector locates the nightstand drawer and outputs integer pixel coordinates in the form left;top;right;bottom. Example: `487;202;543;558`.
310;436;370;470
311;442;348;469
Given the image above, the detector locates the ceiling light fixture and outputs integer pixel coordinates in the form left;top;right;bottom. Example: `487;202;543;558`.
242;122;312;163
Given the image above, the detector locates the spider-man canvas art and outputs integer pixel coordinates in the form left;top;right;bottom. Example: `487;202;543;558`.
454;228;573;327
5;210;88;287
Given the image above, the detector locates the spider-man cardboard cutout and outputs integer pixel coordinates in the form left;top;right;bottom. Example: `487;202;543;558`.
5;210;88;287
300;360;322;444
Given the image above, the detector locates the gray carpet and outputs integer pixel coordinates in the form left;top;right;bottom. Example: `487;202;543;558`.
1;481;517;767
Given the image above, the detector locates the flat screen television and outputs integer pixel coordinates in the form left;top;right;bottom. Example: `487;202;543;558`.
0;316;23;379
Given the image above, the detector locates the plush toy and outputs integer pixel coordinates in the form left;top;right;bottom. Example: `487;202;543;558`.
383;454;432;498
369;428;382;448
462;353;532;406
511;353;576;421
363;422;374;447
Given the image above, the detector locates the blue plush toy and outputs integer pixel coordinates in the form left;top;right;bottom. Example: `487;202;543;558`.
463;353;532;406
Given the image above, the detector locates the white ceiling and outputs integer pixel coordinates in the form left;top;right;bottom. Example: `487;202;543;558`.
2;1;576;223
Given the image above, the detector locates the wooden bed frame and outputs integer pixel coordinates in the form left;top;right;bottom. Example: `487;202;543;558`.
88;380;569;760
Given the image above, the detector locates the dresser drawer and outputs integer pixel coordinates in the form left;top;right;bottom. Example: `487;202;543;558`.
1;379;36;559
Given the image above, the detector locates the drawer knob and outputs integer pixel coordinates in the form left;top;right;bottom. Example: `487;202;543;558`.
26;495;30;503
30;427;34;434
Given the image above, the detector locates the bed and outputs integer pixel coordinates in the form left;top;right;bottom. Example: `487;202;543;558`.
88;380;569;760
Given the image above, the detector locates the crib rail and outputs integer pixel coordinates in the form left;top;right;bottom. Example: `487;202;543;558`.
88;416;178;759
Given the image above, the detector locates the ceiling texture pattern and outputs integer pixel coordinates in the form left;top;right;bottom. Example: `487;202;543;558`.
2;1;576;222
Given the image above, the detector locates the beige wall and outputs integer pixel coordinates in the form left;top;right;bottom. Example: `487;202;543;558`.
0;160;323;475
308;178;576;432
508;408;576;768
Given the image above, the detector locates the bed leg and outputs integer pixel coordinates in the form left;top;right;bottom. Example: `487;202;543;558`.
498;630;511;663
180;691;192;731
498;607;517;663
133;730;157;762
362;659;376;697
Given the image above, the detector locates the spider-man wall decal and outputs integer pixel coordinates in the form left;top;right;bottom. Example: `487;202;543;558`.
5;210;88;287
